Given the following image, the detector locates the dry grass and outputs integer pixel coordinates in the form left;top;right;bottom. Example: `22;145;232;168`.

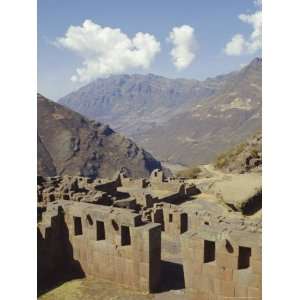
176;167;201;179
214;142;247;169
38;277;153;300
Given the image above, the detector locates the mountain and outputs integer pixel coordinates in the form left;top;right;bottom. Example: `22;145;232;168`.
37;94;161;178
59;58;261;166
59;73;229;136
137;58;262;165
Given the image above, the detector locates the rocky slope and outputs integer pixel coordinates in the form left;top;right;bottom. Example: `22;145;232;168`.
136;58;261;165
59;58;261;166
59;73;229;136
37;94;161;178
214;131;262;173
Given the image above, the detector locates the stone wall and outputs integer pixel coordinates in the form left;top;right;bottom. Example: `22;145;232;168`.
120;176;147;189
38;174;261;298
181;229;261;300
151;204;188;237
38;201;161;293
38;176;119;206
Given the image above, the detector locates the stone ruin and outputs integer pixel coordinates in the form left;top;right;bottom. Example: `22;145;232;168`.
38;169;262;299
38;201;161;292
181;225;261;299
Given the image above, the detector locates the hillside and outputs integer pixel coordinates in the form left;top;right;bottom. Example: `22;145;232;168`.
59;58;261;166
136;58;262;165
214;131;262;173
37;94;161;178
59;73;229;136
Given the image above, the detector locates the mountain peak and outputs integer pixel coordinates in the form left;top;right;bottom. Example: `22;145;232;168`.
250;57;262;66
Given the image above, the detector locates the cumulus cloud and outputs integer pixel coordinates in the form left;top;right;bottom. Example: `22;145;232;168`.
224;1;262;56
168;25;197;70
56;20;161;82
225;34;247;56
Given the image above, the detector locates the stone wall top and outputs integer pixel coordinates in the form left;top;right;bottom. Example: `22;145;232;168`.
46;200;143;227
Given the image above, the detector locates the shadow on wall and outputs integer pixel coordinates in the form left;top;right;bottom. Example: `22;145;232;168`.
37;211;85;297
158;260;185;292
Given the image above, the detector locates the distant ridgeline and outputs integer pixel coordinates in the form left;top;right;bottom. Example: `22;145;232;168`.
59;58;262;166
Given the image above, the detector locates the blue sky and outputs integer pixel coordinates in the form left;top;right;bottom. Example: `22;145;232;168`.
38;0;261;100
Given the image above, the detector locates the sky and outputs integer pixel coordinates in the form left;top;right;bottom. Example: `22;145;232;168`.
38;0;262;100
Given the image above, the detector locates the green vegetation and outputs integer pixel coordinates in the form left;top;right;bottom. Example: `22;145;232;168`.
176;167;201;179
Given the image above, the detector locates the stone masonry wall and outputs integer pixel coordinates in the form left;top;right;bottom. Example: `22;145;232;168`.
181;230;262;300
38;201;161;293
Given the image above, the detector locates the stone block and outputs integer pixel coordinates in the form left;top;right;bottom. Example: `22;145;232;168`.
250;257;262;274
248;286;262;299
198;292;210;300
251;246;262;260
233;269;261;288
188;291;209;300
214;279;235;297
118;244;133;258
187;289;208;300
139;262;150;278
198;276;215;294
139;276;149;292
208;294;218;300
216;253;238;269
216;267;233;281
202;262;217;277
234;284;248;297
138;249;151;263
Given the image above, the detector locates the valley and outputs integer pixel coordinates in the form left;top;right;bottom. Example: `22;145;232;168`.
59;58;261;166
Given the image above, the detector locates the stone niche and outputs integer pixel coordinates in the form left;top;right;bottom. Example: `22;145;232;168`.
38;200;161;293
151;203;188;237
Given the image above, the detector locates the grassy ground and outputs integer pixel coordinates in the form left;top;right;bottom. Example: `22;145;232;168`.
38;277;154;300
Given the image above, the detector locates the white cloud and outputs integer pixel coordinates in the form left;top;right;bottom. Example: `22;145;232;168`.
225;34;247;56
239;11;262;53
168;25;197;70
56;20;161;82
224;2;262;56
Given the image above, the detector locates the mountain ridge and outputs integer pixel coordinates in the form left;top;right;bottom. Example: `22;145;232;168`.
137;58;261;164
58;58;261;165
58;69;231;135
37;94;162;178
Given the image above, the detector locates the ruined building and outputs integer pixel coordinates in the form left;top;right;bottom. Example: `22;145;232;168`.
38;169;261;299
